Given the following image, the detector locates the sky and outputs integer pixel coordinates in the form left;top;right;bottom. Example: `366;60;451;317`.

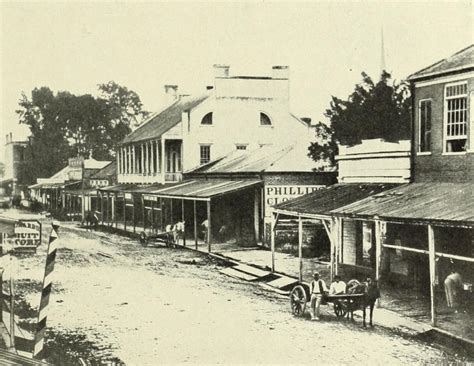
0;1;472;150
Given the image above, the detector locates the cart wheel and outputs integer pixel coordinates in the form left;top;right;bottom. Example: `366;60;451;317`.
290;285;307;317
139;231;148;247
334;301;347;318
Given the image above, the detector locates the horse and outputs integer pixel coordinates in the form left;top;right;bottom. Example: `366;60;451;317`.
345;278;380;327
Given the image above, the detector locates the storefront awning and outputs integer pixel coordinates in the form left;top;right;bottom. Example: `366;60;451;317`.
331;183;474;228
272;183;399;219
147;179;262;201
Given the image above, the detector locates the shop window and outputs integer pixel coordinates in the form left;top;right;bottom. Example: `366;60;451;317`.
201;112;213;125
200;145;211;165
444;82;467;152
260;112;272;126
419;100;432;152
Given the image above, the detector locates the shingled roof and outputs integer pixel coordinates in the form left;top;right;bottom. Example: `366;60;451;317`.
121;93;210;144
408;44;474;81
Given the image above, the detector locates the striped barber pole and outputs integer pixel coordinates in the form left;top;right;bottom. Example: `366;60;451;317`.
33;222;59;358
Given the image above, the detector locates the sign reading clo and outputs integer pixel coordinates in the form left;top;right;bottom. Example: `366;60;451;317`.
265;185;325;216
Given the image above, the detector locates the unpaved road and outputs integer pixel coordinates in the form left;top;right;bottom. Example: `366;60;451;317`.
8;222;466;365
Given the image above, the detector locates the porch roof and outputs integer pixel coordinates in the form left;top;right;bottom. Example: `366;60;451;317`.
272;183;398;218
331;183;474;227
145;179;262;201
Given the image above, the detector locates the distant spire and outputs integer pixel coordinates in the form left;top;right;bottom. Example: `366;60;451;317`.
380;27;386;74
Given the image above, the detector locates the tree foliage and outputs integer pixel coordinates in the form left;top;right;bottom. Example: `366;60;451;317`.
308;71;411;167
16;82;148;182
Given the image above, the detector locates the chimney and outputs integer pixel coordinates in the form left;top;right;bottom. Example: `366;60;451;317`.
272;65;289;79
213;64;230;78
164;84;178;102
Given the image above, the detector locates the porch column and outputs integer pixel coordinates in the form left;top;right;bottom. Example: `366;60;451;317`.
156;140;160;173
298;215;303;282
146;142;150;174
127;146;131;174
132;145;136;174
194;200;198;249
117;149;121;175
207;200;212;253
428;224;437;326
374;219;383;308
150;141;155;174
161;139;166;182
141;144;145;174
181;199;186;247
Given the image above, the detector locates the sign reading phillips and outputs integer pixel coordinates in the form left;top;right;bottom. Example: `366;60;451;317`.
265;184;325;216
1;220;42;252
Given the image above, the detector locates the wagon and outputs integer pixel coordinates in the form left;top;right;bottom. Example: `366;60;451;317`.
289;282;365;318
139;230;174;247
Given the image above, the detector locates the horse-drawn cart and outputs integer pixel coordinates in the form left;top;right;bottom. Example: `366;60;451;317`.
289;282;365;318
139;230;174;247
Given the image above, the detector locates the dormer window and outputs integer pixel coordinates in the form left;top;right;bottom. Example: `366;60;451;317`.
201;112;213;125
260;112;272;126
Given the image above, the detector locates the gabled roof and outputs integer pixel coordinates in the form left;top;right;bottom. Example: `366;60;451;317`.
90;161;116;180
121;93;210;144
83;158;111;170
273;183;398;217
408;44;474;81
331;183;474;227
187;143;328;174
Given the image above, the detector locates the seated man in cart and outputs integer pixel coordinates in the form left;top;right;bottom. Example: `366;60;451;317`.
329;275;347;295
310;272;328;321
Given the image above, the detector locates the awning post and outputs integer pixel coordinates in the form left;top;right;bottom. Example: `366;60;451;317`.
182;199;186;247
194;200;198;250
298;215;303;282
123;194;127;231
100;192;104;226
253;188;259;244
114;193;118;229
270;212;278;272
207;200;211;253
328;217;335;282
142;195;146;232
428;224;437;326
375;220;383;308
132;195;136;233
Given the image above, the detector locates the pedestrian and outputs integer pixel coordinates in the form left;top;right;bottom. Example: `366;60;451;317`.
329;275;346;295
444;270;463;313
310;271;328;321
201;219;209;242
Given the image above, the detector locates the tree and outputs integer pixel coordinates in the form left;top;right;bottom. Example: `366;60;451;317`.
16;82;148;183
308;71;411;168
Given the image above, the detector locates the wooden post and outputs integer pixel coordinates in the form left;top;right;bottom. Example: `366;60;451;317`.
100;192;105;225
105;193;109;226
374;220;382;308
194;200;198;250
160;197;164;232
298;215;303;282
9;255;14;349
150;199;154;233
114;193;118;229
271;213;276;272
132;195;136;233
170;199;173;225
161;139;166;183
181;199;186;247
253;189;259;244
428;224;437;326
142;195;146;232
328;218;335;282
123;195;127;231
207;200;211;253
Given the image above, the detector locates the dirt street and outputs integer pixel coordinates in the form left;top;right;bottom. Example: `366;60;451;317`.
9;223;465;365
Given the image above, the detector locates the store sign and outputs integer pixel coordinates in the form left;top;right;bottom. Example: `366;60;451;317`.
2;220;42;252
124;193;133;200
265;184;325;216
143;195;159;202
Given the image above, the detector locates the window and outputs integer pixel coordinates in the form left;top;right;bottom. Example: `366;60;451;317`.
444;82;468;152
200;145;211;165
260;112;272;126
419;100;432;152
201;112;213;125
236;144;247;150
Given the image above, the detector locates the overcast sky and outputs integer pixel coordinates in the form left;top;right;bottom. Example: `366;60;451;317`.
1;1;472;148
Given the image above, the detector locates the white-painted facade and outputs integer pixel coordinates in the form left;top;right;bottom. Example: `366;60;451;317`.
336;139;411;183
116;65;314;185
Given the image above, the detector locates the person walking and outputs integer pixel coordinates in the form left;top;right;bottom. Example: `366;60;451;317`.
310;272;328;321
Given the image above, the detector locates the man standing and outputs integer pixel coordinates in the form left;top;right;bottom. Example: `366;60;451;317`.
444;270;463;313
310;272;328;321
